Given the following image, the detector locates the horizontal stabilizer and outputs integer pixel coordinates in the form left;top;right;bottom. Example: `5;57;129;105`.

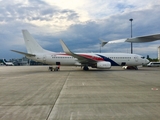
11;50;35;57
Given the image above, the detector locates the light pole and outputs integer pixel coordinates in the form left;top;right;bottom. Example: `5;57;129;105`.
129;18;133;54
100;43;101;53
99;39;107;53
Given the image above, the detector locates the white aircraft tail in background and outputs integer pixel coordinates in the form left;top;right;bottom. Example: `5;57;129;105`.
2;59;14;66
12;30;149;71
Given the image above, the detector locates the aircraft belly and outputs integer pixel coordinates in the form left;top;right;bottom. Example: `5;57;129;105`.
46;58;76;66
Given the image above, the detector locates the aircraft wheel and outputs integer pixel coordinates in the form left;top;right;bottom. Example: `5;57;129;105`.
54;67;59;71
49;67;53;71
83;66;89;71
134;66;138;70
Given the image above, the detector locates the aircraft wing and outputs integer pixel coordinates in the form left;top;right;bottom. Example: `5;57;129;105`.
60;40;97;64
11;50;35;57
103;33;160;45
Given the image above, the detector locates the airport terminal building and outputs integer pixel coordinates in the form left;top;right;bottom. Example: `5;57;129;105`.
158;46;160;61
0;57;45;66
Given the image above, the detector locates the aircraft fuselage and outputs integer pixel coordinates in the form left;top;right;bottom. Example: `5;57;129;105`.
27;52;148;67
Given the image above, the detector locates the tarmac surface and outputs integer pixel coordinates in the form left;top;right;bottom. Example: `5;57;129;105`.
0;66;160;120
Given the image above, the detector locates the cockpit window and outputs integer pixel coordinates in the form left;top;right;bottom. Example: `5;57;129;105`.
141;56;145;59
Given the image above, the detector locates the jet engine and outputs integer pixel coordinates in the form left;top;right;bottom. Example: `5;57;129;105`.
96;61;111;69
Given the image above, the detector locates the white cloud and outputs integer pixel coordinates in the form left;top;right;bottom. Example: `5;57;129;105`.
45;0;90;21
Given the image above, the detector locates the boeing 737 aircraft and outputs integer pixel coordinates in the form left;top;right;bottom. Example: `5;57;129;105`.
12;30;149;71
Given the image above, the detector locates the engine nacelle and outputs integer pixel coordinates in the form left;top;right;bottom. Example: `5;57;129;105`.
97;61;111;69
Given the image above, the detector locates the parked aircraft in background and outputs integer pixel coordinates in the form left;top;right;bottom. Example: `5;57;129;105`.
1;59;14;66
12;30;149;71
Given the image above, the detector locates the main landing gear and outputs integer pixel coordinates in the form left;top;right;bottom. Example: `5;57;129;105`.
48;66;60;71
122;66;138;70
83;65;89;71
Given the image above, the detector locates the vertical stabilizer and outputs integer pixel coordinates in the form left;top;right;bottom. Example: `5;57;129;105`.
2;59;7;65
22;30;45;53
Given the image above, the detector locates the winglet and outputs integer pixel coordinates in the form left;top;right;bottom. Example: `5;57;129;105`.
60;40;73;55
99;39;108;47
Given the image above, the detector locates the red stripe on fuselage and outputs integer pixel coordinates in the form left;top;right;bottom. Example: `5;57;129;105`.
79;54;104;61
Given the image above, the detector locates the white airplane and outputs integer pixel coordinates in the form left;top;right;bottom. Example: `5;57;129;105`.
11;30;149;71
2;59;14;66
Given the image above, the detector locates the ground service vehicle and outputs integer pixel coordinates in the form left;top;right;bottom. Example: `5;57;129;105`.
147;62;160;67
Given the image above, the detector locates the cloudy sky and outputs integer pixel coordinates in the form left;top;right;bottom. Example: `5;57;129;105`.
0;0;160;59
